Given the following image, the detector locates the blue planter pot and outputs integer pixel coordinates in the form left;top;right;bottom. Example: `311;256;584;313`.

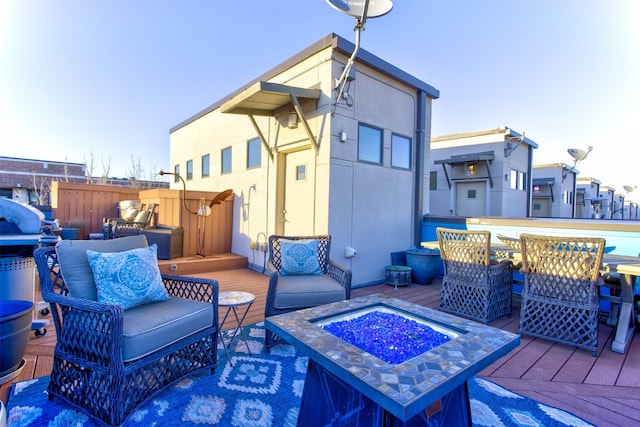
0;300;33;382
405;248;441;285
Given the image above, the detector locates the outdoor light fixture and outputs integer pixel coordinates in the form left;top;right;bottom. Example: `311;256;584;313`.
287;111;298;129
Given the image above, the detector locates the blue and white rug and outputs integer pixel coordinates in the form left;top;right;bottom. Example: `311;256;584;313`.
6;322;595;426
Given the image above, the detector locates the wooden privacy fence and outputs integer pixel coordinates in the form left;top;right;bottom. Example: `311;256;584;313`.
51;181;233;257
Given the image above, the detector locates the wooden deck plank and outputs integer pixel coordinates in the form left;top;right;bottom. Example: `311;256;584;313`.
521;342;574;381
615;333;640;387
584;334;627;386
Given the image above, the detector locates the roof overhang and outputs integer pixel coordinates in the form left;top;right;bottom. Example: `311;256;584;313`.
434;151;495;165
220;81;320;116
220;81;321;155
532;178;555;186
434;151;495;189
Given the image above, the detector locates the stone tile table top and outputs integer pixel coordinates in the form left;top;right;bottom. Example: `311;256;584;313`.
265;293;520;421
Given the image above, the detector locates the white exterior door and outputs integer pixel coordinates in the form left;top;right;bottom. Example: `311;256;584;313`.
282;150;315;235
456;181;486;216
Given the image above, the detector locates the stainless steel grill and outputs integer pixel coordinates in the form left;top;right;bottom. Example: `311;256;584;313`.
0;198;51;333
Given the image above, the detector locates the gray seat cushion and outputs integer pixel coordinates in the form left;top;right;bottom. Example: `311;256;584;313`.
122;297;213;362
274;275;346;310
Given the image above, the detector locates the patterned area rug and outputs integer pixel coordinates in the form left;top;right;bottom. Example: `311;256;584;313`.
6;322;595;427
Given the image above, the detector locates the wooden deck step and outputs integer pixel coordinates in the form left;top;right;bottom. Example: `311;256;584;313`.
157;253;247;275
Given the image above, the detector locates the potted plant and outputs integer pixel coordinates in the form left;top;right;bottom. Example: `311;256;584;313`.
385;265;413;290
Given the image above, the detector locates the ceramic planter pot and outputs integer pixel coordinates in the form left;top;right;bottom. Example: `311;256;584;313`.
405;248;441;285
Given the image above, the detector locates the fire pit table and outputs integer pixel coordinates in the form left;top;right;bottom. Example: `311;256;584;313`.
265;293;520;426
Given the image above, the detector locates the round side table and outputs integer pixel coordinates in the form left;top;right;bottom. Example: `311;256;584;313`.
218;291;255;365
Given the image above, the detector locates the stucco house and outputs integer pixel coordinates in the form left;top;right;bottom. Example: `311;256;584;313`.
429;127;538;217
576;177;602;219
168;33;439;287
599;185;617;220
531;163;578;218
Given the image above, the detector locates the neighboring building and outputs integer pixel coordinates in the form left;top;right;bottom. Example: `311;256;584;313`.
599;186;616;220
0;156;86;204
626;201;639;220
0;156;169;207
612;193;626;220
429;127;538;217
576;177;602;219
531;163;578;218
169;33;440;287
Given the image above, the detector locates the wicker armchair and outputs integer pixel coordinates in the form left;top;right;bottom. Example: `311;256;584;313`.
34;235;219;426
436;227;513;323
264;235;352;348
519;233;605;356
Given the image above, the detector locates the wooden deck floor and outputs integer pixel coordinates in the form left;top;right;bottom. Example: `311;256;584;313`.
2;267;638;426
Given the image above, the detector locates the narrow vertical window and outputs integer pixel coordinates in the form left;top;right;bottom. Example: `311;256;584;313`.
429;171;437;190
247;138;261;169
201;154;210;177
186;160;193;180
173;164;180;183
221;147;232;174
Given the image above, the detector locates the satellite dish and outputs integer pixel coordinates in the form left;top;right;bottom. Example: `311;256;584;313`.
623;185;636;193
567;146;593;162
326;0;394;105
326;0;393;19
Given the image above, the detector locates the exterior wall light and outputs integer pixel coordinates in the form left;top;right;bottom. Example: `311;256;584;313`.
287;112;298;129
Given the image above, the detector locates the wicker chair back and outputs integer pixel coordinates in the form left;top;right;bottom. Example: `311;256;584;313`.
518;233;606;356
436;227;512;323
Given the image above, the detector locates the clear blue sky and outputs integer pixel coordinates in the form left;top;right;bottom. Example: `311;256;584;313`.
1;0;639;195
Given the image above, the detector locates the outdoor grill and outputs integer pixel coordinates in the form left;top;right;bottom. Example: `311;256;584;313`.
0;198;50;384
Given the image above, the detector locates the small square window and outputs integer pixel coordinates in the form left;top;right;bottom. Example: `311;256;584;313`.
467;189;477;199
296;165;306;181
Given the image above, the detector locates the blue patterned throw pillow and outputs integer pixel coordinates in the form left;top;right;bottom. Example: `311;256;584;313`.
280;239;323;276
86;244;169;310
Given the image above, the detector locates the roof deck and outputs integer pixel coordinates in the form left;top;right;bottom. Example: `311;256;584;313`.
1;265;638;426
